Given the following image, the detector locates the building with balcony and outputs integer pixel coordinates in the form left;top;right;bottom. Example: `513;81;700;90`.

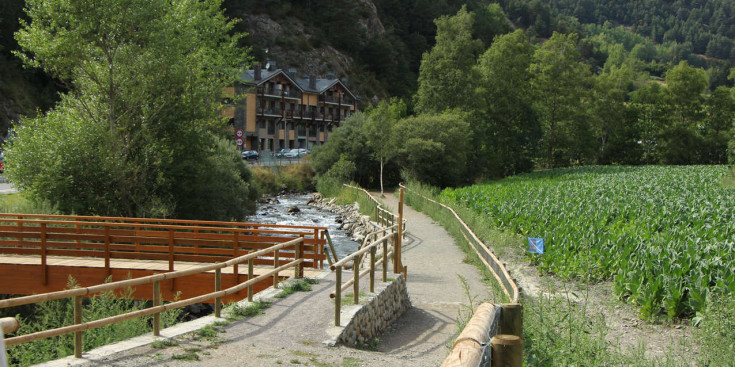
223;61;357;153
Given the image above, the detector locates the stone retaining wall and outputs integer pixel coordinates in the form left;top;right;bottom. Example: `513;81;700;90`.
338;275;411;346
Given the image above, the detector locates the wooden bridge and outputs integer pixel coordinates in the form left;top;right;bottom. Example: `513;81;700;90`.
0;213;333;304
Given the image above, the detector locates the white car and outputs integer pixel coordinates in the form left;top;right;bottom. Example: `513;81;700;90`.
284;148;308;158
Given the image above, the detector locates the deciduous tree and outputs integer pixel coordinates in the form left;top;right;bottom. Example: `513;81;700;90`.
8;0;256;219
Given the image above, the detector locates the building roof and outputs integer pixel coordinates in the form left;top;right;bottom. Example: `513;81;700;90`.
238;68;356;99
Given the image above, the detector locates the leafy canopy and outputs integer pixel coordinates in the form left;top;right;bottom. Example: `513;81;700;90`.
8;0;256;219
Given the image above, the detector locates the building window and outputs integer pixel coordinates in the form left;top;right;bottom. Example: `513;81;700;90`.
267;121;275;134
309;125;317;137
258;120;265;129
298;124;306;136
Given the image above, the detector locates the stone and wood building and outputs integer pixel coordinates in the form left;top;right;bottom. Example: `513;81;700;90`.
223;61;357;152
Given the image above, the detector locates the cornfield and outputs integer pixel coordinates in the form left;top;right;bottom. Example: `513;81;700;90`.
441;165;735;318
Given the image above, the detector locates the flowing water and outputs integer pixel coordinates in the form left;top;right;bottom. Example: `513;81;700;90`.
247;193;360;262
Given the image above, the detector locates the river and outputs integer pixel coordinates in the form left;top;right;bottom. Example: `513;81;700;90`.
248;193;360;261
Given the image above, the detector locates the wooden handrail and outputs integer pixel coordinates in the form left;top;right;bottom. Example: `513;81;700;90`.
332;185;405;326
1;239;304;349
0;238;304;309
0;213;328;231
331;231;395;269
399;183;519;303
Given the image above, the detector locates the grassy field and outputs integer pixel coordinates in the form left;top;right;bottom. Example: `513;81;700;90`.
441;165;734;319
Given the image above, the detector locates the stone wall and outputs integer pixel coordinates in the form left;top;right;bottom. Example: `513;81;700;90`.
338;274;411;346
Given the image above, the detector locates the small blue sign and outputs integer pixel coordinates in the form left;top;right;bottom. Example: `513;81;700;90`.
528;237;544;254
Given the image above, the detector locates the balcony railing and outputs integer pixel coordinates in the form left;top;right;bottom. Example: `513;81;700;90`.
258;87;302;99
319;95;354;105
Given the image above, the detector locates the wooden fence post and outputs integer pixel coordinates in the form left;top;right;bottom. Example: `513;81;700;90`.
215;269;222;318
41;223;47;286
335;267;342;326
104;226;111;278
248;258;254;302
500;303;523;338
353;255;359;305
397;188;404;270
490;334;522;367
369;247;376;293
233;232;240;283
168;229;175;291
294;240;302;279
274;249;280;289
74;295;82;358
153;281;161;336
382;240;388;282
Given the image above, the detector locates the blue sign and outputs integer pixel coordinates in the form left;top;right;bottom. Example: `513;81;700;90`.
528;237;544;254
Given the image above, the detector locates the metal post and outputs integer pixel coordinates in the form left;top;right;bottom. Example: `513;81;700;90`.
74;295;82;358
153;281;161;336
335;266;342;326
215;269;222;318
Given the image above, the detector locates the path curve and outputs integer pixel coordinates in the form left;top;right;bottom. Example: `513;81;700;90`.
47;191;494;367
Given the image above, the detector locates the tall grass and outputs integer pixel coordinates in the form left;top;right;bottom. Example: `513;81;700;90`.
316;176;378;218
6;278;182;366
0;193;57;214
251;163;315;194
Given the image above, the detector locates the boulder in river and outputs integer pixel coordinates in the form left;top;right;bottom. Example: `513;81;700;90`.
288;205;301;214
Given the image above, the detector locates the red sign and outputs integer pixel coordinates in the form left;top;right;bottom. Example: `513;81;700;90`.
236;138;244;146
236;129;244;138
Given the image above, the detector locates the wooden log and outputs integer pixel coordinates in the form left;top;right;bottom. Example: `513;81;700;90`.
491;334;522;367
441;303;499;367
0;317;19;334
500;303;522;338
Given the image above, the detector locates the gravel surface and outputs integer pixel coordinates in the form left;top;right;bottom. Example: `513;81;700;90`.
49;191;493;367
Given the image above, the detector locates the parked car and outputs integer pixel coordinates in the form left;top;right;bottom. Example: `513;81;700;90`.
284;148;308;158
275;149;290;158
241;150;259;161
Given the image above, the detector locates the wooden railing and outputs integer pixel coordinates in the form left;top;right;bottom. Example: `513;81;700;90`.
398;184;518;303
0;238;304;358
330;185;406;326
399;183;522;367
0;214;329;283
330;224;398;326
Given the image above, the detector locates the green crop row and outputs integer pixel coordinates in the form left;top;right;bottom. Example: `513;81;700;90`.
440;165;735;318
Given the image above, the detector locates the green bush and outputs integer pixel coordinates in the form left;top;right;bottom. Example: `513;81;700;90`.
251;167;281;194
7;279;182;366
280;163;315;191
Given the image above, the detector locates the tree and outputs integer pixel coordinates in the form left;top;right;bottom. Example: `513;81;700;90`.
657;61;708;164
364;98;406;195
392;112;472;187
414;5;483;114
474;30;541;177
530;32;591;169
8;0;256;219
311;112;383;188
703;86;735;163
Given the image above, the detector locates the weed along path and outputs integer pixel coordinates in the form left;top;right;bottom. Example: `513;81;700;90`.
42;191;495;367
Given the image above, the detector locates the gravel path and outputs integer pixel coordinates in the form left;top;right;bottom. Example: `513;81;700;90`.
45;191;493;367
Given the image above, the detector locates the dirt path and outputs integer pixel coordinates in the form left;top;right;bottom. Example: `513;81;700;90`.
51;191;494;367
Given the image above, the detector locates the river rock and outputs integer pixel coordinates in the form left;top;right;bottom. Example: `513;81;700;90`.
288;205;300;213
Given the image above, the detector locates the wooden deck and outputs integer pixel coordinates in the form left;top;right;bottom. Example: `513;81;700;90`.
0;214;333;304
